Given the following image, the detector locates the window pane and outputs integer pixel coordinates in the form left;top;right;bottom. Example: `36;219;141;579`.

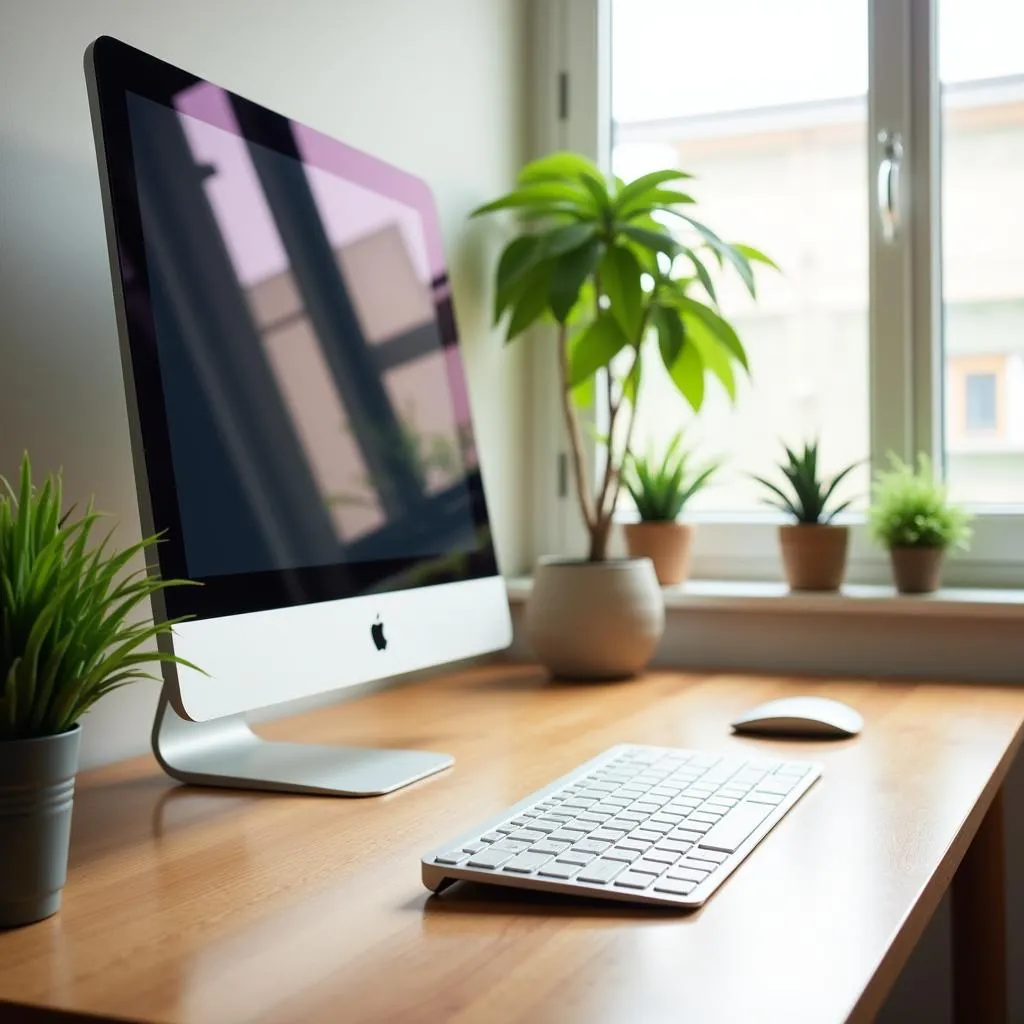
610;0;869;513
940;0;1024;506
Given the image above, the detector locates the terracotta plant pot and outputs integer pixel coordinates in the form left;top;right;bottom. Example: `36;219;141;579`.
890;546;945;594
525;557;665;680
622;522;694;586
778;524;850;592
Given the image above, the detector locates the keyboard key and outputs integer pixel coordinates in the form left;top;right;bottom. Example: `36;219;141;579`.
604;847;641;863
629;829;662;843
678;821;712;834
531;840;571;855
688;812;723;825
480;832;505;843
656;839;694;855
434;850;469;865
650;812;686;825
669;829;705;843
577;859;628;884
573;839;612;855
645;849;680;865
687;754;720;768
640;821;673;834
654;878;697;896
616;811;648;823
559;850;597;866
538;861;581;879
704;798;737;810
576;811;612;824
504;851;554;873
494;823;517;834
718;786;749;799
676;858;716;875
699;802;773;853
510;816;535;826
461;842;487;854
491;840;532;853
748;793;784;806
618;838;653;852
588;828;627;842
603;796;632;807
632;801;665;814
468;849;517;869
526;820;562;833
614;872;653;890
688;848;728;865
631;859;669;876
668;866;709;883
509;829;547;843
549;829;588;843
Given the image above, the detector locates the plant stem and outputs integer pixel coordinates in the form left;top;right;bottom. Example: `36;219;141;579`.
556;323;596;538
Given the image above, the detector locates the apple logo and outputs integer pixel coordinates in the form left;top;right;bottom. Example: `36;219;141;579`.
371;616;387;652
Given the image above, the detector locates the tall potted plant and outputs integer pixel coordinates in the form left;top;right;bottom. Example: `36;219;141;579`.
622;431;718;586
754;440;859;592
472;152;773;677
868;454;973;593
0;455;195;926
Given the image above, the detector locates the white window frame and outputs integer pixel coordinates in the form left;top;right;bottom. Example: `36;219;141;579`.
528;0;1024;588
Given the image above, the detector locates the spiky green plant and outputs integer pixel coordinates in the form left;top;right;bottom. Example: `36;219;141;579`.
868;453;973;550
753;440;859;525
0;454;200;742
624;432;718;522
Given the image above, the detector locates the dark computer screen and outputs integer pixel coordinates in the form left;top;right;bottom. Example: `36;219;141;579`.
92;46;498;619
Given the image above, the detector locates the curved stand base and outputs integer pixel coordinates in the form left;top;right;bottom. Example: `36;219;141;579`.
151;692;453;796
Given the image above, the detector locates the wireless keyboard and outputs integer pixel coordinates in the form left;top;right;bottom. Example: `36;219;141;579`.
422;744;820;907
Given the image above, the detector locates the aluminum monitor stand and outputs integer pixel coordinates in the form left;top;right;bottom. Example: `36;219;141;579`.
151;689;453;796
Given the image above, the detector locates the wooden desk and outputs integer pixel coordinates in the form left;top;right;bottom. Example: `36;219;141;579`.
1;666;1022;1024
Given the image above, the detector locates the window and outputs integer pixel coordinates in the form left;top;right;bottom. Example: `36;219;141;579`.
610;0;870;512
964;373;998;433
537;0;1024;586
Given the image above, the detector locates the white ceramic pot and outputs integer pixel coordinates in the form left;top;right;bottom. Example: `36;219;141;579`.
525;557;665;680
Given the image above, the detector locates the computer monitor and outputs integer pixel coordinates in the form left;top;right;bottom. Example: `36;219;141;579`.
85;36;512;795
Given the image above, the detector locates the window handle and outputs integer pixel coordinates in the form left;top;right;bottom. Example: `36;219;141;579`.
877;130;903;244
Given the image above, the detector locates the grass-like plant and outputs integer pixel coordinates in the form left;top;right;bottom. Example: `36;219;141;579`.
624;432;717;522
754;440;860;524
868;453;973;550
0;455;198;742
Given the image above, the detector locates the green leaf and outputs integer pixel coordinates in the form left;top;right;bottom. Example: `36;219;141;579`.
620;347;642;406
600;245;643;339
653;303;683;370
470;183;592;218
569;314;628;387
672;213;757;296
683;313;737;401
565;331;596;408
669;294;749;373
618;224;680;258
684;249;718;305
518;151;603;186
669;337;705;412
502;259;553;341
540;221;599;259
494;236;542;323
614;169;694;213
620;188;696;217
549;239;602;324
733;243;780;270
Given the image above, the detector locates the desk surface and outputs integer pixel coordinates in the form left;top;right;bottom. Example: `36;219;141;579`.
1;665;1023;1024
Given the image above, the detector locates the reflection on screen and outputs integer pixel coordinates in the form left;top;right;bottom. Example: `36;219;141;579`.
126;89;478;580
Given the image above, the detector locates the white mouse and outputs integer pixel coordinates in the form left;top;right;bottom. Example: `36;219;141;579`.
731;696;863;739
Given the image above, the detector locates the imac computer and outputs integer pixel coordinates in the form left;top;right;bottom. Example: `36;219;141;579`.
85;36;512;795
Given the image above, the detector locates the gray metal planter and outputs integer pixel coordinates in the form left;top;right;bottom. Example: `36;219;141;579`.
0;724;81;927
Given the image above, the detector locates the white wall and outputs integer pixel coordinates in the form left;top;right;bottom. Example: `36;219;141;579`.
0;0;529;768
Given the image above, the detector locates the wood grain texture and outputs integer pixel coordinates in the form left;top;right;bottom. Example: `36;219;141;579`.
1;665;1022;1024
